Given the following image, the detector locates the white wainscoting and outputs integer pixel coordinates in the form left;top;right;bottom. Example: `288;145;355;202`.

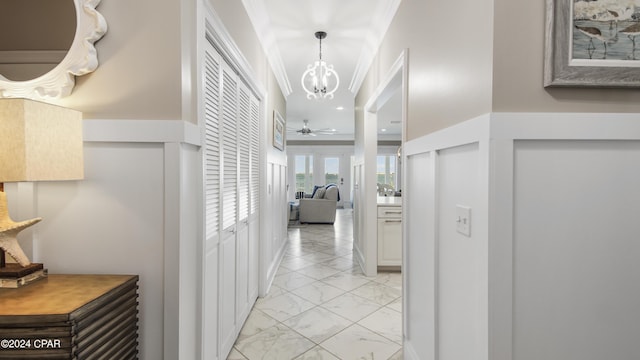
7;120;201;360
403;113;640;360
262;160;289;293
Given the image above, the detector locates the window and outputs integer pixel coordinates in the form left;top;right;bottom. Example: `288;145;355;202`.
324;157;339;185
295;155;313;193
377;155;396;189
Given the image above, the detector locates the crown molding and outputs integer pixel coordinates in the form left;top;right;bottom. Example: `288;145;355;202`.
349;0;402;94
241;0;292;97
204;3;266;99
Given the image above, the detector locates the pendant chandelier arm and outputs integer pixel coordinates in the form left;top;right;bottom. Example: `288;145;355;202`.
302;31;339;100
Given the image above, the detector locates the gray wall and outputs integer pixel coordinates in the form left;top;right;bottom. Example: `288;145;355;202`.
358;0;495;140
58;0;182;120
360;0;640;141
492;0;640;112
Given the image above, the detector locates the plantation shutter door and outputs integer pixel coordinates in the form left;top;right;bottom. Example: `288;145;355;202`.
237;81;251;222
221;60;238;231
204;47;221;238
249;93;260;215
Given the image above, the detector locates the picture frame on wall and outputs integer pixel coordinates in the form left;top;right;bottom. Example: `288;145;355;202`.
273;110;285;151
544;0;640;87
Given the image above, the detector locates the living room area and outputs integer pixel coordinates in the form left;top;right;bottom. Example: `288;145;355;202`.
285;142;401;224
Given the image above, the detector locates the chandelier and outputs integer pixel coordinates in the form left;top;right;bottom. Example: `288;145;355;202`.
301;31;340;100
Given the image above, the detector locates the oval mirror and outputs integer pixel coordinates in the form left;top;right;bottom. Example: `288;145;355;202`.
0;0;107;99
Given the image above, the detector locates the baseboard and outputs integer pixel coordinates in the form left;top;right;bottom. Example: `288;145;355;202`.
377;265;401;272
404;340;420;360
261;236;288;297
353;243;366;275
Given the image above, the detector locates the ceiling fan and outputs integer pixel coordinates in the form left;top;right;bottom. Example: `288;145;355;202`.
288;119;337;136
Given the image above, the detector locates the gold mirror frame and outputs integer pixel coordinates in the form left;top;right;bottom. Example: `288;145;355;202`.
0;0;107;99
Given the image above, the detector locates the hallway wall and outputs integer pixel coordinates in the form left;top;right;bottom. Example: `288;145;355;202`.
402;114;640;360
56;0;182;120
492;0;640;112
7;1;287;359
360;0;640;140
355;1;640;360
209;4;289;284
356;0;495;140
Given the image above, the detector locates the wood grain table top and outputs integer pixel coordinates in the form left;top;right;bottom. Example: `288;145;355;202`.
0;274;137;317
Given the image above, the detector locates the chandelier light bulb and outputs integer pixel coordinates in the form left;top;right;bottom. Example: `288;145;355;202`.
301;31;340;100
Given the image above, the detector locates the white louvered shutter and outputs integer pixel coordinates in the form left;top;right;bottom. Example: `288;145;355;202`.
221;61;237;231
249;93;260;215
204;48;221;238
237;81;251;222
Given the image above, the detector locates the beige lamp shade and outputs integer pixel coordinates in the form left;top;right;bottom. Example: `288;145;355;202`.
0;98;83;182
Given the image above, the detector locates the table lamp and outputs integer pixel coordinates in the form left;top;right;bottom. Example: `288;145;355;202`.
0;98;83;287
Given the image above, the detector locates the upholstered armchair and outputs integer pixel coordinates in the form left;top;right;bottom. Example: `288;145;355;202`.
298;185;339;224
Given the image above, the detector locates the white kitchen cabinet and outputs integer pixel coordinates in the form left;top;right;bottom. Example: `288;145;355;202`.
377;198;402;267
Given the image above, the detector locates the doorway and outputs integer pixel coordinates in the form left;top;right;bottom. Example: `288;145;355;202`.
353;49;407;278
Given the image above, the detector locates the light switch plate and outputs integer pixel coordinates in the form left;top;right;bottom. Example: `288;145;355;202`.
456;205;471;237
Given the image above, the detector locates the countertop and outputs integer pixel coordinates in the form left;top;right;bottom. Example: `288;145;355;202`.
377;196;402;206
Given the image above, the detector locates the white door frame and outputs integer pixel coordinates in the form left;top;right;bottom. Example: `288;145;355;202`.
358;49;408;277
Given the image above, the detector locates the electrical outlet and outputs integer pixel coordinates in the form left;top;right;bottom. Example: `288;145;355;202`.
456;205;471;237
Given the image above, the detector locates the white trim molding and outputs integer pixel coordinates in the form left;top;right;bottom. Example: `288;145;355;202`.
204;4;267;99
83;119;201;145
354;49;408;278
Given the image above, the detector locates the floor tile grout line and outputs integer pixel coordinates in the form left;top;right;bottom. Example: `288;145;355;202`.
314;322;401;359
234;210;401;360
237;302;357;357
282;304;355;346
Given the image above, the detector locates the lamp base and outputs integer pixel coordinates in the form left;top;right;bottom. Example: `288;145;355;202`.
0;191;43;267
0;263;47;288
0;262;44;278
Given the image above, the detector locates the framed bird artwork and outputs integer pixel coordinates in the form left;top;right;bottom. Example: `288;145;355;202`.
545;0;640;87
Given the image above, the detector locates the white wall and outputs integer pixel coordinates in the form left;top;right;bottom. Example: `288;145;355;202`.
263;93;288;299
511;139;640;360
35;142;166;360
404;151;435;359
436;143;487;359
262;160;288;293
403;113;640;360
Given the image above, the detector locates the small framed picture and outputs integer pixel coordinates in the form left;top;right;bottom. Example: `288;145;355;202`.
273;110;285;151
545;0;640;87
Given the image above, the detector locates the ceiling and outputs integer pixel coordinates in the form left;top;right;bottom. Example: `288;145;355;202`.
243;0;401;141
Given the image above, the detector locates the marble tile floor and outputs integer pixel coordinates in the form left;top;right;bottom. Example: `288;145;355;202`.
229;209;403;360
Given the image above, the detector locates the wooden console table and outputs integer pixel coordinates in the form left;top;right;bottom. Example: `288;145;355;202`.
0;274;139;359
